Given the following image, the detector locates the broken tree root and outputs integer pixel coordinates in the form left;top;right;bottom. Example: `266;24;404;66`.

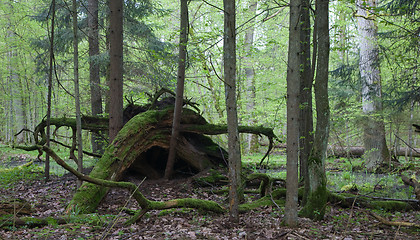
41;145;225;225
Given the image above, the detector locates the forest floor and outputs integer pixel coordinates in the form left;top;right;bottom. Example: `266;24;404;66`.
0;154;420;239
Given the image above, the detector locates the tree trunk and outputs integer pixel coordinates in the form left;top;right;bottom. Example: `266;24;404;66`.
109;0;124;142
45;0;56;182
299;0;314;202
87;0;104;154
72;0;83;187
356;0;390;171
285;0;301;228
223;0;241;223
243;0;258;153
300;0;329;221
165;0;188;179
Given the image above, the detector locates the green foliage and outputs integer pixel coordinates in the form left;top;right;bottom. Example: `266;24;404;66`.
0;161;43;189
0;0;419;181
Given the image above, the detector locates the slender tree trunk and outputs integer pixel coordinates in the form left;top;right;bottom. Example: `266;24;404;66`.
243;0;258;153
224;0;241;223
104;0;111;116
108;0;124;142
72;0;83;187
165;0;188;179
87;0;104;154
299;0;313;200
5;2;25;144
300;0;329;221
45;0;56;182
285;0;301;228
356;0;389;171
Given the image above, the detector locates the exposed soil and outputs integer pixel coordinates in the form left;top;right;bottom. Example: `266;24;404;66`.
0;167;419;240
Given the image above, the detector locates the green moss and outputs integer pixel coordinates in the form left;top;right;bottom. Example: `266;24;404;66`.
370;201;413;212
157;208;192;217
193;169;227;186
299;184;328;220
67;110;172;214
148;198;225;214
271;187;305;200
239;197;285;212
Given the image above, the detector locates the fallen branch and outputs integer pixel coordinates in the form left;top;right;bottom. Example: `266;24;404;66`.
181;124;279;165
41;145;225;225
0;215;69;228
369;211;420;228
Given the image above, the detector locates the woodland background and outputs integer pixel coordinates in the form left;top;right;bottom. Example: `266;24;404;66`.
0;0;418;158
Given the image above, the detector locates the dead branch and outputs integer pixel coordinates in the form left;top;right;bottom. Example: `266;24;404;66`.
181;124;279;166
41;145;225;225
369;211;420;228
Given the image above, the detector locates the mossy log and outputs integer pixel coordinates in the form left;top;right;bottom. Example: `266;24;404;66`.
0;198;32;216
267;188;420;212
0;215;70;228
63;108;276;214
41;145;225;225
327;146;420;158
327;192;420;211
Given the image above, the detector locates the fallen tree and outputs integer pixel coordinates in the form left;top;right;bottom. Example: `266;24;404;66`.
327;146;420;158
41;145;225;225
263;144;420;158
61;107;277;214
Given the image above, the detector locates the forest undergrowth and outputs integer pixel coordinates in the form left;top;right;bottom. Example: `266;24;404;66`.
0;148;419;239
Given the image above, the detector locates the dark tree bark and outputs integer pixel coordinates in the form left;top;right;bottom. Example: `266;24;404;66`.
45;0;56;182
285;0;301;227
109;0;124;142
87;0;104;154
165;0;188;179
300;0;330;221
299;0;313;196
223;0;241;223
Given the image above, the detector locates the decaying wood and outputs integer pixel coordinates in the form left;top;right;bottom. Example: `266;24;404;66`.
265;144;420;158
41;145;225;225
0;198;32;216
369;211;420;228
401;175;420;201
15;115;109;158
327;146;420;158
0;216;69;228
327;192;420;211
62;108;276;214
